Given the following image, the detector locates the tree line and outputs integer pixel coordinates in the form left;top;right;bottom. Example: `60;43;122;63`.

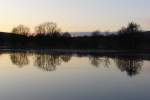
12;22;71;38
0;21;150;50
11;22;142;37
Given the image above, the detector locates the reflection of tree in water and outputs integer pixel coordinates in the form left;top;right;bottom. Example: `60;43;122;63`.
10;53;29;67
115;58;143;76
34;54;60;71
34;54;72;72
60;55;72;63
10;52;72;71
90;57;101;67
89;56;110;67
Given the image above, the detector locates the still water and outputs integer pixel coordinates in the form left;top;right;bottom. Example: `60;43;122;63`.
0;52;150;100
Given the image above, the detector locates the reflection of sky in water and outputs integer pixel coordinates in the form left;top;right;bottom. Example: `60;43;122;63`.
0;53;149;100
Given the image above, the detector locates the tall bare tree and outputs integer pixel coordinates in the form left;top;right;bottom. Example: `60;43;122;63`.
12;25;30;36
35;22;61;36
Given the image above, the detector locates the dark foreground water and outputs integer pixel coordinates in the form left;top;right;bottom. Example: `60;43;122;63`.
0;52;150;100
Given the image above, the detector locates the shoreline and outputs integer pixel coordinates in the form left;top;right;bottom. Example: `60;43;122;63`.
0;48;149;54
0;48;150;60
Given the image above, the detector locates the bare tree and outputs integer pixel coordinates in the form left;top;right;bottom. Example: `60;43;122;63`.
12;25;30;36
35;22;61;36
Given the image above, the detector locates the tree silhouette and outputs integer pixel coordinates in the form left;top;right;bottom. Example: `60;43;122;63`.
12;25;30;36
118;22;141;35
126;22;141;33
10;53;29;67
118;27;127;35
117;22;142;49
35;22;61;37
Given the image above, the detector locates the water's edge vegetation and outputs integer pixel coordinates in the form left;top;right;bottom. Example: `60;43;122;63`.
0;22;150;51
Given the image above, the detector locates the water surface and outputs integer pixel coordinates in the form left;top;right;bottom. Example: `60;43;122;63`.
0;52;150;100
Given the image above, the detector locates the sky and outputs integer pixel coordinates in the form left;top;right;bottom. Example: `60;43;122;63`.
0;0;150;32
